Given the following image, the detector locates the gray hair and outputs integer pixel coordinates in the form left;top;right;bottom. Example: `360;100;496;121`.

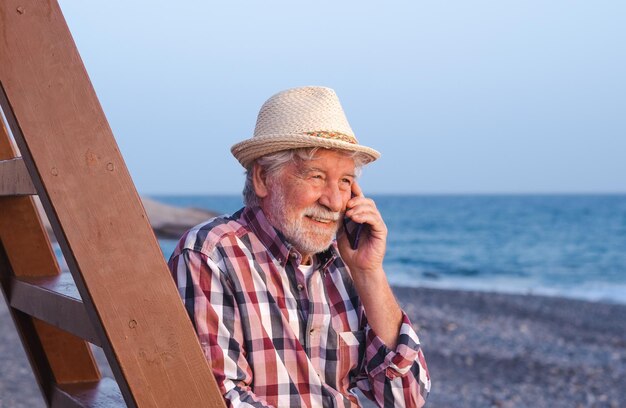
242;147;367;207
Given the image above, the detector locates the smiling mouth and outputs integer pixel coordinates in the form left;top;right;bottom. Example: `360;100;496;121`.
306;215;334;224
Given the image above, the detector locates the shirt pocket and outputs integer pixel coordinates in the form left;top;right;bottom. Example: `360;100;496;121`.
337;330;366;383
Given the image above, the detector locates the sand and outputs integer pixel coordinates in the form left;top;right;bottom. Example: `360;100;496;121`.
1;286;624;407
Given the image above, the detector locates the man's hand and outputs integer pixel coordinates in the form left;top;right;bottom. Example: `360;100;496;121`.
337;182;402;348
337;182;387;275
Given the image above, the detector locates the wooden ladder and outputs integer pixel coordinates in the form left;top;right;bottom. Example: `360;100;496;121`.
0;1;225;407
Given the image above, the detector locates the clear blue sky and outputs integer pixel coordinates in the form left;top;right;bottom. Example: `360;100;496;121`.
58;1;626;194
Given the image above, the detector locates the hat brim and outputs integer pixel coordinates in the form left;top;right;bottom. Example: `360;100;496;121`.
231;134;381;168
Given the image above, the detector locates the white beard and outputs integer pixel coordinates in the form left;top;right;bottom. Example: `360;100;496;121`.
264;182;341;255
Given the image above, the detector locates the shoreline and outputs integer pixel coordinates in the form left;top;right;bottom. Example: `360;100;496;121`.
1;285;624;407
391;280;626;307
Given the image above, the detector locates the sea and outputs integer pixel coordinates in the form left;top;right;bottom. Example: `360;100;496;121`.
152;194;626;305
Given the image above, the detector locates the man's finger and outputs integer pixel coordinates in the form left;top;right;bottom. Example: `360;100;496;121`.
352;181;364;198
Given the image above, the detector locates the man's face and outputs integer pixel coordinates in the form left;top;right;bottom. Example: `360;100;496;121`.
261;149;356;256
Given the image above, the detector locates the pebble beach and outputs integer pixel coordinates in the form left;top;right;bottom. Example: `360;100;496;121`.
2;285;625;408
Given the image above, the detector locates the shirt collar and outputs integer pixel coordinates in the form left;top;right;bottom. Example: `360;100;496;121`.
240;206;338;270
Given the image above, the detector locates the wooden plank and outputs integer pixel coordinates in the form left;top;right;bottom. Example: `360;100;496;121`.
0;99;101;393
10;272;100;346
34;318;101;384
0;1;225;407
0;243;99;405
0;157;36;196
0;195;59;278
0;245;55;404
0;123;58;279
0;240;102;386
51;377;125;408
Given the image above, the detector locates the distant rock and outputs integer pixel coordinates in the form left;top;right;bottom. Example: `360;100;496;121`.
37;196;217;242
141;197;217;239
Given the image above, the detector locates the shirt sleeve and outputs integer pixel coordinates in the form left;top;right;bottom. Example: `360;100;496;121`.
169;249;276;408
357;312;431;408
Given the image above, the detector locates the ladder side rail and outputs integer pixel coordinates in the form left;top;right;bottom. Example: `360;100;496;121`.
0;1;225;406
0;116;103;404
1;72;137;408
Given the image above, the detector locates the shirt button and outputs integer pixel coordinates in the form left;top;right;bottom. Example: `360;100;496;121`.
297;284;304;291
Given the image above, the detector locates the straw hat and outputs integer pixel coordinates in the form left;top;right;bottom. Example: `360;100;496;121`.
231;86;381;168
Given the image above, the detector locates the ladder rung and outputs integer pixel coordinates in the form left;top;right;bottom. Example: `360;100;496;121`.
0;157;37;196
51;377;125;408
9;272;100;346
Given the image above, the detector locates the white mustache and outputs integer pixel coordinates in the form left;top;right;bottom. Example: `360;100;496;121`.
303;206;341;222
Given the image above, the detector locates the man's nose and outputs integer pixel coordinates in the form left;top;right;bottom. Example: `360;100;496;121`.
318;183;344;213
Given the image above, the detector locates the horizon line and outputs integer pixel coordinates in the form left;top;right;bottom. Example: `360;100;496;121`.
143;191;626;196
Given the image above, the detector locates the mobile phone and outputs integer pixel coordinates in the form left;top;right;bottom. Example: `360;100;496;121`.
343;192;364;250
343;215;364;250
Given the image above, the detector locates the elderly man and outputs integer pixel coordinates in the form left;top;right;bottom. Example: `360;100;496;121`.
168;87;430;407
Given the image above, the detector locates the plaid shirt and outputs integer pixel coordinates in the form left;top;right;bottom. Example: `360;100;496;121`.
168;206;430;407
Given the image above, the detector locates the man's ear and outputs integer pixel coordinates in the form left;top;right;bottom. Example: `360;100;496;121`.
252;164;269;199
